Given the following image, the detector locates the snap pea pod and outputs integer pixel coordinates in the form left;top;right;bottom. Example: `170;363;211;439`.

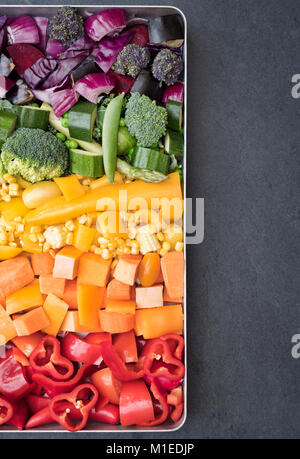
102;93;124;183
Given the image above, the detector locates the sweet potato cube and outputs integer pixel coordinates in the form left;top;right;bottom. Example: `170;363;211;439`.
77;253;112;287
160;251;184;299
135;284;163;309
31;252;55;276
52;246;83;280
39;274;66;298
113;254;142;286
14;307;51;336
0;305;16;344
42;294;69;336
0;256;34;297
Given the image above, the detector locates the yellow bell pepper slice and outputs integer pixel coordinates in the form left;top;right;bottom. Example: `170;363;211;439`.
73;224;96;252
54;175;85;201
0;197;29;222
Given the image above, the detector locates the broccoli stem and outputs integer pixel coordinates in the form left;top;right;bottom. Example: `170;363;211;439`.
116;159;168;183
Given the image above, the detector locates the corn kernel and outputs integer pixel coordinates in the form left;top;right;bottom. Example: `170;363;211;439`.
86;216;93;227
131;247;140;255
65;220;75;231
131;240;140;249
116;247;124;256
162;242;171;251
66;232;73;245
128;227;137;239
159;248;168;256
102;249;112;260
157;232;165;242
29;234;37;243
1;194;11;202
6;224;15;232
98;237;109;245
43;242;51;252
78;215;87;225
9;183;18;192
123;247;131;254
3;174;16;184
37;234;45;243
94;247;102;255
14;216;22;223
175;242;184;252
108;240;117;250
8;242;17;247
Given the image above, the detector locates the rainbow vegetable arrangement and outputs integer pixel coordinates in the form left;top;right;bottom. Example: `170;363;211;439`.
0;6;185;431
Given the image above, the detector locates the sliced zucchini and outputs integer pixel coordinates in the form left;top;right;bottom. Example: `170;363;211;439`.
43;103;103;155
129;146;169;175
0;110;17;148
17;105;49;130
166;100;182;132
70;149;104;178
164;130;184;157
68;101;97;142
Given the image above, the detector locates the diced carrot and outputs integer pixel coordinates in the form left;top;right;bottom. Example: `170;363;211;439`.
135;305;183;339
135;284;163;309
77;253;112;287
42;294;69;336
106;300;136;315
13;307;51;336
6;279;43;315
99;310;135;334
12;332;44;357
59;310;103;333
39;274;66;298
0;305;16;344
62;280;78;309
52;246;83;280
113;254;142;286
78;284;104;329
0;256;34;297
54;175;85;201
107;279;131;301
163;288;183;304
31;252;55;276
113;330;138;363
160;251;184;299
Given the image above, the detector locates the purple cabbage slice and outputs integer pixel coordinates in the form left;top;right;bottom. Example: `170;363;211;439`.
84;8;127;42
50;87;78;117
74;72;115;103
34;17;48;51
94;29;133;73
7;15;39;45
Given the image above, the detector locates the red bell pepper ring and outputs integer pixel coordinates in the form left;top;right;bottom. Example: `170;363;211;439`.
12;347;30;367
99;340;144;381
7;399;29;430
29;335;74;381
61;333;104;365
138;380;169;427
84;332;112;346
144;360;182;390
90;403;120;425
25;406;53;429
0;354;33;401
25;365;42;396
49;383;98;432
32;364;90;398
144;339;185;382
26;394;51;414
160;334;184;361
0;396;14;426
120;380;154;426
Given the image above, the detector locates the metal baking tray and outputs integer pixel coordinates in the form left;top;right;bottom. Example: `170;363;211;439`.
0;4;187;433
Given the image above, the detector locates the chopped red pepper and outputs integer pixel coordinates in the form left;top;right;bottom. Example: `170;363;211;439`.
26;394;50;414
0;354;32;401
12;347;30;367
7;399;29;430
120;380;154;426
144;360;182;390
89;403;119;425
144;339;185;382
84;332;112;346
160;334;184;361
49;383;98;432
138;380;169;427
32;364;90;398
113;330;138;363
29;335;74;381
0;396;14;425
25;406;53;429
99;340;144;381
167;386;183;406
61;333;104;365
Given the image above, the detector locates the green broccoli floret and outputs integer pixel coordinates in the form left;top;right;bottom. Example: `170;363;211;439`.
1;128;69;183
124;93;168;147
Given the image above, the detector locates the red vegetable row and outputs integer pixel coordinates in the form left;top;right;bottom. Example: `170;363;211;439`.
0;331;184;431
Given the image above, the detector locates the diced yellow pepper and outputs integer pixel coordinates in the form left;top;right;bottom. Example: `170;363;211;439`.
6;279;43;315
0;197;29;222
73;224;96;252
90;172;124;190
54;175;85;201
0;246;23;260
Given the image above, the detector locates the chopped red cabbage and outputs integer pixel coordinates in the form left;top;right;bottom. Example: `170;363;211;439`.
0;75;15;98
41;52;90;89
34;17;48;51
23;57;58;89
84;8;127;42
74;72;115;103
162;82;184;105
31;75;72;104
46;39;67;58
7;15;39;45
58;34;96;59
50;87;78;117
7;44;44;75
94;29;133;73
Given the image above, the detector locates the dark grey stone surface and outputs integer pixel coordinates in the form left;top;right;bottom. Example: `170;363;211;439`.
0;0;299;439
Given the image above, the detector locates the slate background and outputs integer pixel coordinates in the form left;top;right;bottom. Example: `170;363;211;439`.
0;0;299;439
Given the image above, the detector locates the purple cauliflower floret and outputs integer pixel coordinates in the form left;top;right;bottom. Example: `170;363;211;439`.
48;6;84;47
152;49;183;86
112;44;151;79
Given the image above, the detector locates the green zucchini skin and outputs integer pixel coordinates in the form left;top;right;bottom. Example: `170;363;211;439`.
164;130;184;157
129;146;170;175
166;100;182;132
68;101;97;142
70;149;104;178
0;110;17;148
0;105;49;130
